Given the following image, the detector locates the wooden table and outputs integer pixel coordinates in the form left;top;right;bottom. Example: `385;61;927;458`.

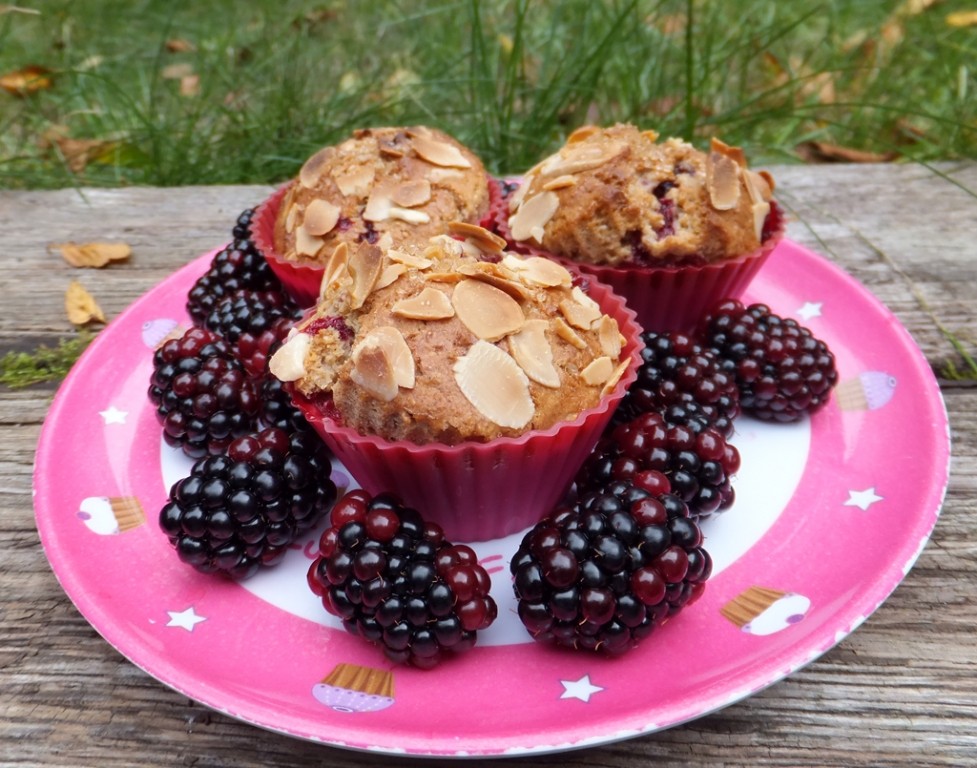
2;164;975;767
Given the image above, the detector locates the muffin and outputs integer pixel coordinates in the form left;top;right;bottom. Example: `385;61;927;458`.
252;126;495;305
270;224;643;541
498;123;784;332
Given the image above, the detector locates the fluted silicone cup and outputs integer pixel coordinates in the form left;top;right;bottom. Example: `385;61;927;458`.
289;278;643;543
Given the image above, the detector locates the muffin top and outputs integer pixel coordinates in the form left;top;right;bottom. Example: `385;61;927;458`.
274;126;491;265
507;123;776;267
270;225;630;445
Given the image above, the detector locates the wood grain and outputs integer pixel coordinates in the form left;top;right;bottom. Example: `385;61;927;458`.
1;164;975;767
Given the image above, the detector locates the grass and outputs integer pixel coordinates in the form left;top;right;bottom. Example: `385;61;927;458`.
1;0;975;188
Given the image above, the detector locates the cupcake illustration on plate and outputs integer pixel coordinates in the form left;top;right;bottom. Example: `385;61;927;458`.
77;496;146;535
141;318;184;349
721;586;811;636
312;663;395;713
836;371;897;411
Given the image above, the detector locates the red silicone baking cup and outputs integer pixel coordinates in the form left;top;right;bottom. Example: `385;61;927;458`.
253;179;503;309
290;279;643;543
497;197;786;334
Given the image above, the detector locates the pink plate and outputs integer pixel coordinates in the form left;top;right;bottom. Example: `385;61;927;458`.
34;240;950;757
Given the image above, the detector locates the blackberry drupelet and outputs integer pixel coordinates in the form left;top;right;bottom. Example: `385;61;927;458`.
308;490;498;669
204;291;302;376
698;299;838;423
577;411;740;521
510;471;712;655
148;327;261;459
614;331;740;438
159;427;337;579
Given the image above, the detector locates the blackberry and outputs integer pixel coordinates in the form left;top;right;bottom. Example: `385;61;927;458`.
159;427;336;579
232;207;256;241
614;331;740;438
577;411;740;521
204;291;301;375
697;299;838;423
259;376;313;433
148;327;261;459
308;490;498;669
510;471;711;655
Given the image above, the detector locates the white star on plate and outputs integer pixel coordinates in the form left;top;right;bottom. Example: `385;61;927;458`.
844;487;883;511
99;406;128;424
560;675;603;702
796;301;822;320
166;607;207;631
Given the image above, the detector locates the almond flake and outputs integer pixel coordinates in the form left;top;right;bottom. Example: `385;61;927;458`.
580;356;614;386
752;201;771;241
55;241;131;268
321;242;350;297
552;317;586;349
566;125;600;143
299;147;333;188
596;315;623;359
428;167;464;182
508;191;559;243
363;189;392;222
506;179;529;214
706;151;741;211
710;137;747;167
389;205;431;224
377;136;405;158
508;319;560;388
350;339;398;401
391;286;455;320
641;129;660;142
448;222;507;253
303;199;341;236
333;166;375;197
424;271;465;284
362;326;415;388
269;332;311;382
571;286;603;324
542;174;577;191
65;280;106;325
391;179;432;207
457;262;533;302
453;340;534;428
285;204;299;233
409;132;472;168
538;140;625;177
424;235;465;261
502;254;572;288
375;262;407;290
295;224;325;257
451;279;525;341
744;169;774;203
601;359;631;396
386;249;433;269
348;244;384;309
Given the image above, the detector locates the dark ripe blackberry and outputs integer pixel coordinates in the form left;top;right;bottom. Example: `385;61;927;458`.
204;292;301;375
259;375;313;433
511;474;711;655
697;299;838;423
614;331;740;438
231;208;255;241
148;327;261;459
159;426;336;579
308;489;497;669
577;411;740;521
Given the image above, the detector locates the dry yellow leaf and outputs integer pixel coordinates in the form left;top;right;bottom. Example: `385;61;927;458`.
55;241;131;268
65;281;107;325
161;63;194;80
55;137;121;173
947;10;977;26
179;74;200;97
165;38;195;52
0;65;52;95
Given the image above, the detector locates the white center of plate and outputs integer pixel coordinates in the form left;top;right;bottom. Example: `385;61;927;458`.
160;416;810;646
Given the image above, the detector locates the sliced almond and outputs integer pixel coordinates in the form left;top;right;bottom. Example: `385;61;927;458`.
538;140;626;177
542;174;577;191
391;286;455;320
502;254;572;288
552;317;586;349
386;248;433;269
409;131;472;168
363;188;392;222
601;359;631;396
299;147;333;188
508;319;560;388
596;315;623;359
641;129;660;142
389;205;431;224
567;125;600;143
377;135;405;158
285;204;299;233
706;151;740;211
295;224;325;258
320;242;350;297
751;201;771;241
428;167;463;182
506;179;529;214
451;278;525;341
391;179;432;207
453;340;534;428
375;262;407;290
744;169;774;203
448;221;507;253
333;165;375;197
363;326;415;388
424;271;465;283
710;137;747;167
269;332;311;382
347;244;384;309
580;356;614;386
757;169;776;194
350;339;398;401
423;234;465;261
508;191;559;243
303;199;341;236
457;261;533;302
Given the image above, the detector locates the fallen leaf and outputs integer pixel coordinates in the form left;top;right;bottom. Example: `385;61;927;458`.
0;65;52;95
161;62;194;80
54;137;122;173
796;141;898;164
179;74;200;97
65;281;107;325
54;241;131;268
165;38;195;53
947;10;977;26
0;5;42;15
